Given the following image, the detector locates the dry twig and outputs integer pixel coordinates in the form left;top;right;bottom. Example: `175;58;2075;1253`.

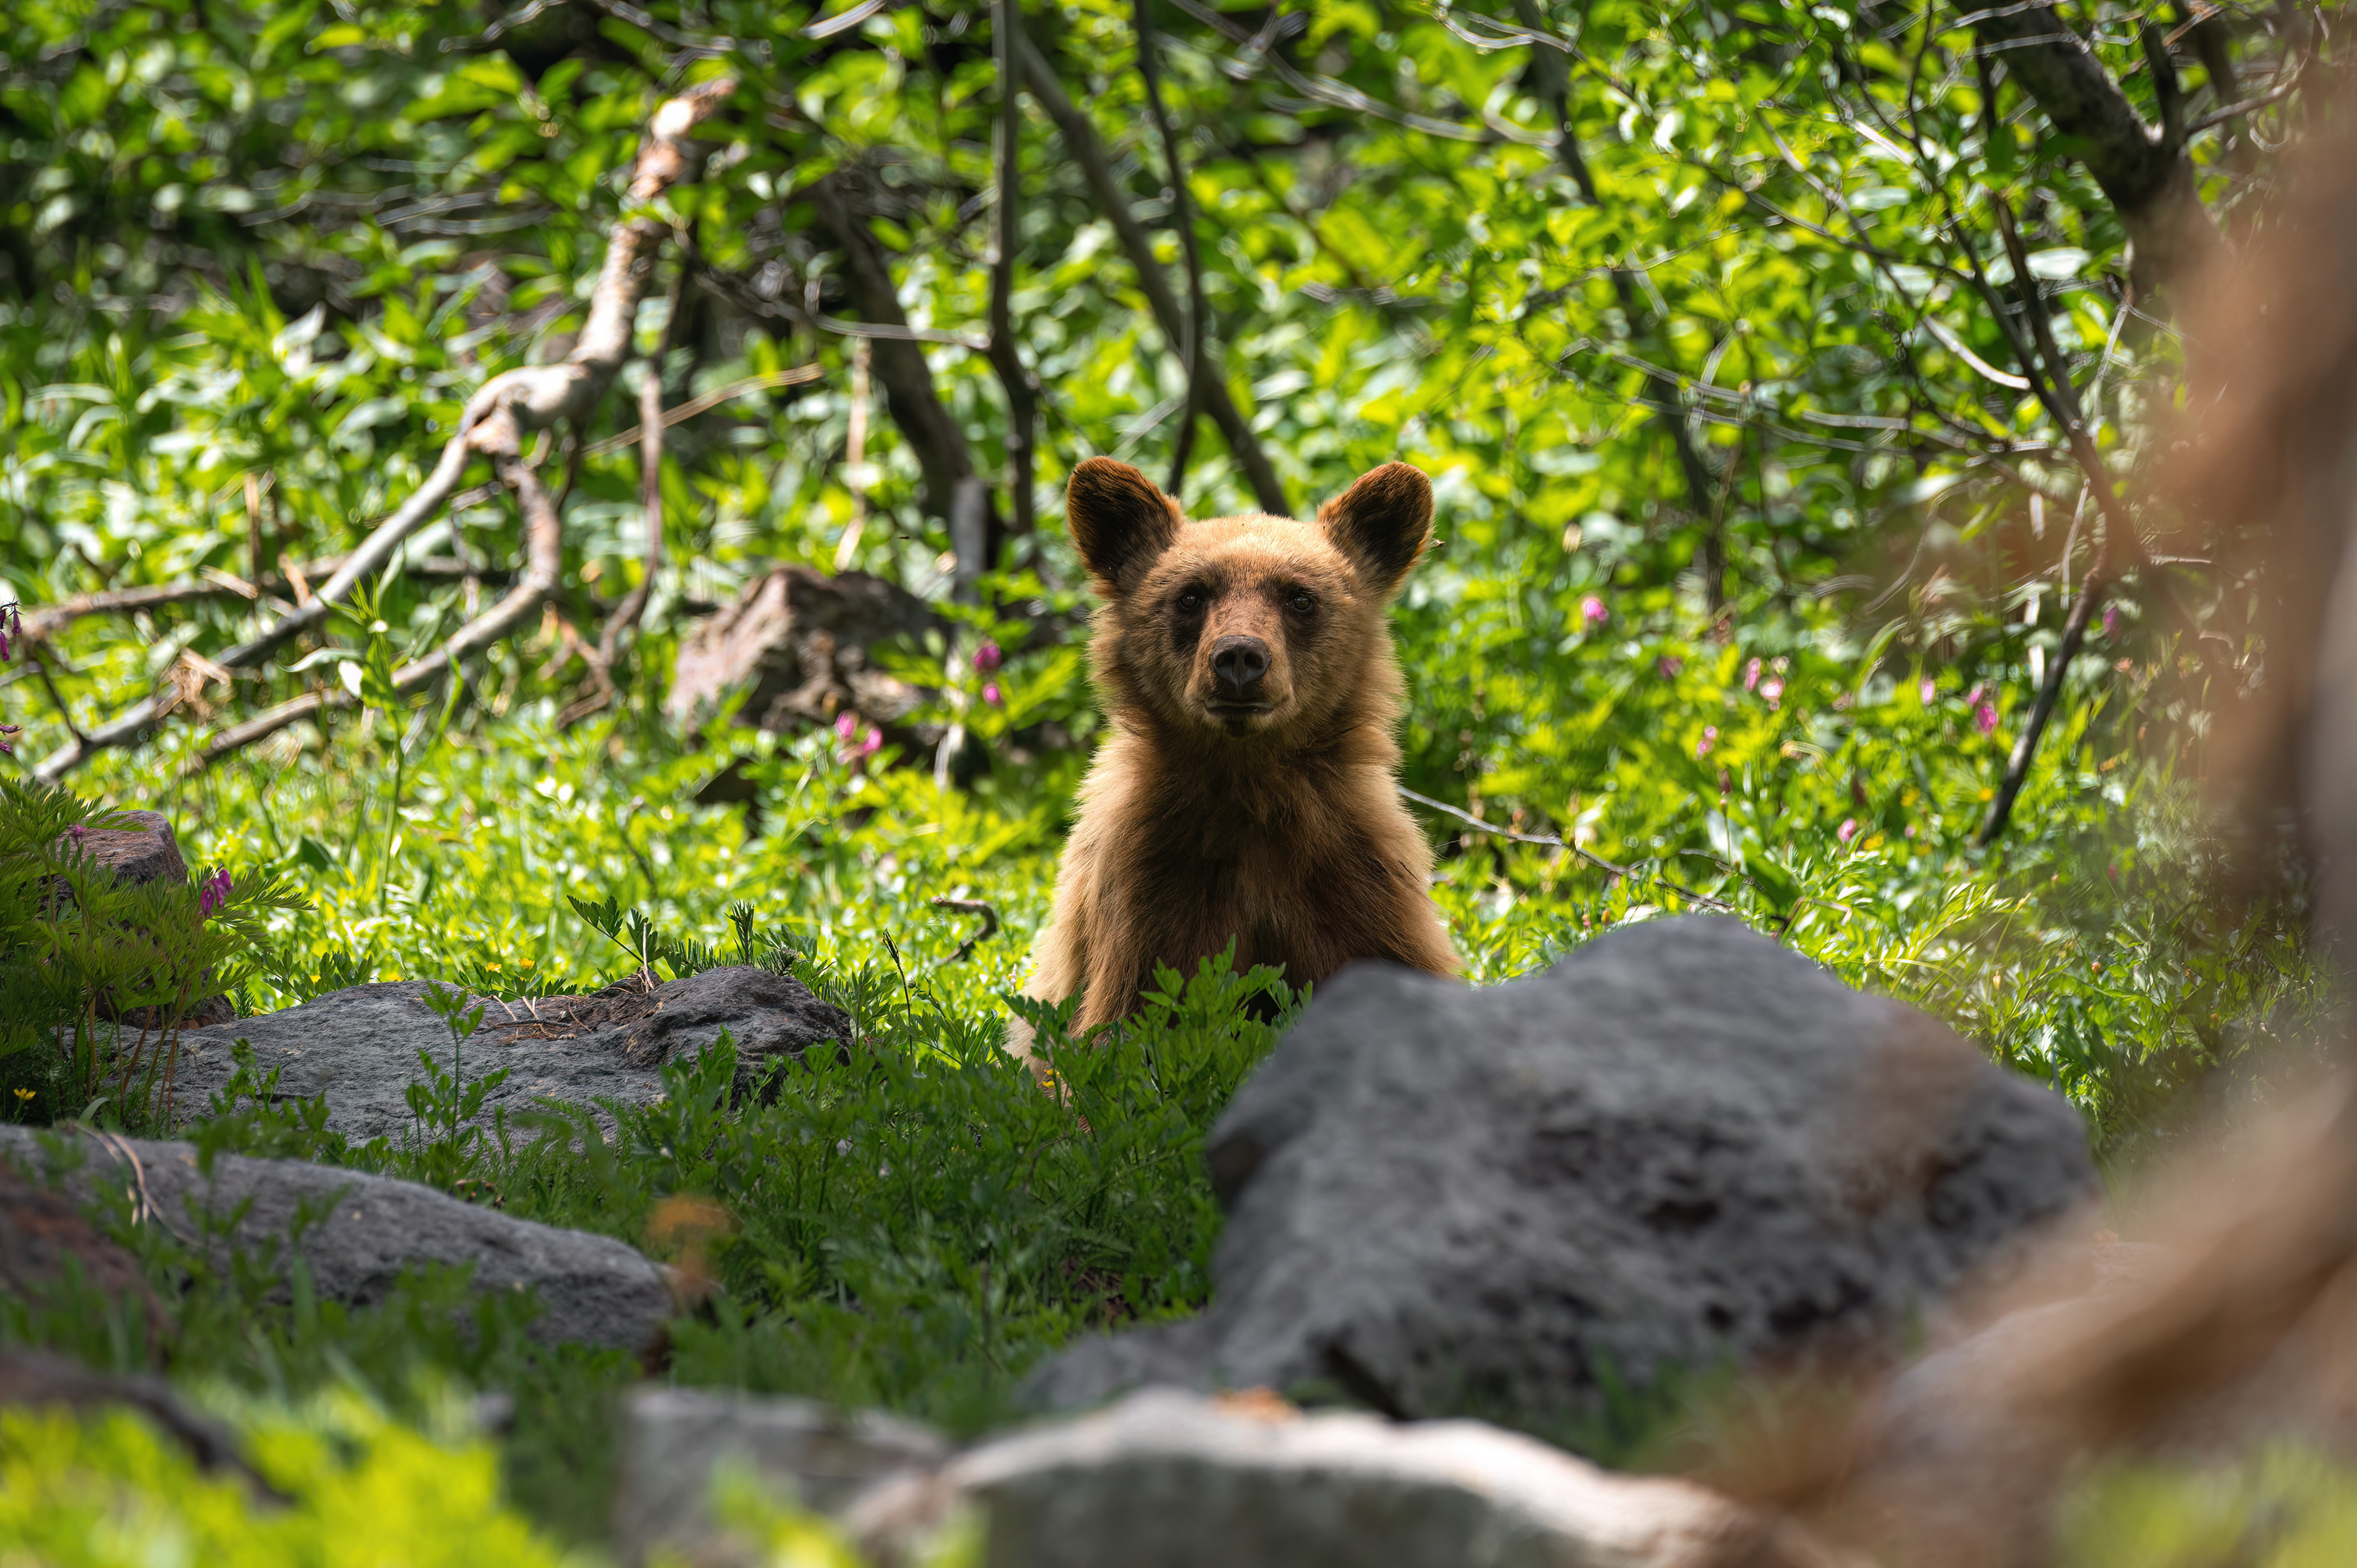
929;896;1002;966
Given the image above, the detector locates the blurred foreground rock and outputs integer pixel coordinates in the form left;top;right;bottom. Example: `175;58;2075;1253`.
1035;916;2097;1421
669;564;942;740
613;1385;1804;1568
0;1348;274;1492
168;965;850;1139
612;1387;949;1566
0;1126;673;1353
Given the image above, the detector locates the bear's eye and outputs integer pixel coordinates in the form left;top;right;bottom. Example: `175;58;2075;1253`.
1175;590;1205;615
1286;590;1316;616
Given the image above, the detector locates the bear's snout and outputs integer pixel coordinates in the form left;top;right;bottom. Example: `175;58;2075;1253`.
1210;635;1273;701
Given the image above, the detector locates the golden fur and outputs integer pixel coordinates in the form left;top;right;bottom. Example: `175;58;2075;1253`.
1016;457;1459;1047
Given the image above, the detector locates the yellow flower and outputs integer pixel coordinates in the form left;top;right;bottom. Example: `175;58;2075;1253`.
11;1089;31;1103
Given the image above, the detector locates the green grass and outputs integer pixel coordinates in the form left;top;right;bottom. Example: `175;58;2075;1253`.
0;588;2327;1559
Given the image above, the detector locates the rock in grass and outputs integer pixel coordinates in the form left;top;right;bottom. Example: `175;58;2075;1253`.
848;1387;1793;1568
0;1126;673;1354
58;808;234;1026
669;563;942;737
73;810;191;888
164;965;852;1140
1033;916;2098;1424
611;1387;948;1567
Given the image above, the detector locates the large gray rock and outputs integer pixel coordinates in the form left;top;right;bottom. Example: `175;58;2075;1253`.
1034;916;2098;1421
164;966;851;1139
0;1126;673;1353
848;1388;1798;1568
612;1387;949;1566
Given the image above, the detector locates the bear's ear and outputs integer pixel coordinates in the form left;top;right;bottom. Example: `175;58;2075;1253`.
1318;462;1433;596
1065;457;1183;592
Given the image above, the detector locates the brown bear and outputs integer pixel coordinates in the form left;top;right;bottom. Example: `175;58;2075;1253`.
1013;457;1460;1050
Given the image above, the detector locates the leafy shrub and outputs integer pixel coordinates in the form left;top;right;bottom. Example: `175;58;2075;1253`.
0;1392;587;1567
0;773;302;1127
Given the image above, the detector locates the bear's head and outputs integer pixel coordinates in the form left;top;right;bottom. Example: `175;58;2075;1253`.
1063;457;1433;748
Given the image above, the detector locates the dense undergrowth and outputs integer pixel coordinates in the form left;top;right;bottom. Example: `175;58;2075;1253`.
0;0;2341;1555
0;623;2327;1552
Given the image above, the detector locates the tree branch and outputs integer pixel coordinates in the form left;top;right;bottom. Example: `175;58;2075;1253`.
1958;2;2222;294
988;0;1040;539
1134;0;1207;502
1974;191;2134;847
809;174;1005;576
1509;0;1723;612
574;258;691;724
196;448;565;765
1017;34;1290;518
30;76;737;782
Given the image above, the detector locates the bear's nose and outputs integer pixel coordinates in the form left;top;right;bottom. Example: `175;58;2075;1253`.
1210;635;1271;697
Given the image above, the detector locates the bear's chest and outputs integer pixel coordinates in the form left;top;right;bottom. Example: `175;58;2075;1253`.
1120;799;1376;937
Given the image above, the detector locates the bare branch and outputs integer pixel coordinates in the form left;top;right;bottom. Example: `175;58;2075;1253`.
197;449;565;765
1134;0;1206;501
810;175;1005;577
1957;2;2222;294
31;76;738;782
988;0;1040;539
1973;192;2133;847
929;895;1002;966
577;260;692;722
1397;786;1740;914
1017;35;1291;517
19;534;521;642
1508;0;1723;611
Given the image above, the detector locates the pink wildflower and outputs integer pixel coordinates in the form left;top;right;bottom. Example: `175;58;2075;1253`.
1656;655;1684;680
1759;677;1783;709
2101;605;2121;640
1920;678;1936;705
196;867;232;920
69;824;85;844
1696;726;1717;758
833;712;858;742
1744;657;1762;692
1974;701;1999;736
860;727;882;757
981;682;1003;706
1580;595;1608;631
973;641;1003;673
1838;818;1858;844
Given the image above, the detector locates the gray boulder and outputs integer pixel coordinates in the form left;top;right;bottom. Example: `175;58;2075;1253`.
0;1126;673;1353
1034;916;2097;1422
165;965;851;1139
612;1387;949;1566
847;1388;1796;1568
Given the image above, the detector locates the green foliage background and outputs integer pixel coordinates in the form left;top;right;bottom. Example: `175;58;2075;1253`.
0;0;2338;1559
